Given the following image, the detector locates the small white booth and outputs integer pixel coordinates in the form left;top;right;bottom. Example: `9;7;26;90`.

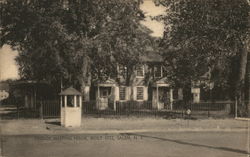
59;87;82;127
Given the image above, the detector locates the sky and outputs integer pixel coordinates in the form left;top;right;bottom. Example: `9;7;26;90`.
0;0;166;81
140;0;166;38
0;45;19;81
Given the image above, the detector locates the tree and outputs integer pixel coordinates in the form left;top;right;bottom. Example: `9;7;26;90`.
1;0;75;92
1;0;155;95
156;0;250;104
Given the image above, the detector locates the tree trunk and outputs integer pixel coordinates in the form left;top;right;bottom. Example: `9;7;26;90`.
236;38;249;116
80;56;90;101
237;1;250;116
246;37;250;115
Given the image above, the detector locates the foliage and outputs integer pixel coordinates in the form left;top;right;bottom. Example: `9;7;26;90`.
1;0;155;90
156;0;250;99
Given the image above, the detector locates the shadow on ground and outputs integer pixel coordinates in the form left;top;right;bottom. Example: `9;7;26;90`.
127;133;249;155
0;105;40;119
45;121;61;126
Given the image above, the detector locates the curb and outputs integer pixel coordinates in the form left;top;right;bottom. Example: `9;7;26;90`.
54;128;248;134
1;128;247;136
235;117;250;121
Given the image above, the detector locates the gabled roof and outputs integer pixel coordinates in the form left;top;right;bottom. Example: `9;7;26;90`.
152;77;172;87
59;87;82;95
140;50;163;62
94;78;117;86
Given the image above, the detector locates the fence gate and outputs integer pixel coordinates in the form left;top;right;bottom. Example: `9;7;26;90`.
39;100;60;118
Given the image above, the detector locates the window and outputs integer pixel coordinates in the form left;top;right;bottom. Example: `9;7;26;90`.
154;65;162;78
101;90;109;98
100;87;111;98
76;95;80;107
136;65;144;77
62;0;69;9
173;89;178;100
67;95;74;107
136;87;144;100
118;65;127;78
62;96;65;107
119;87;126;100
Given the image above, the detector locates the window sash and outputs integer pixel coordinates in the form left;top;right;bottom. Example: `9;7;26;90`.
154;65;162;78
119;87;126;100
67;95;74;107
173;89;178;100
136;87;144;100
118;65;127;78
136;65;144;77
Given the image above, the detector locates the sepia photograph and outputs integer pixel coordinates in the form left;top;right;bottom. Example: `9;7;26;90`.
0;0;249;156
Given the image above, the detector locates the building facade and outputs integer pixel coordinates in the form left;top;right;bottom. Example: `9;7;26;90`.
85;52;183;111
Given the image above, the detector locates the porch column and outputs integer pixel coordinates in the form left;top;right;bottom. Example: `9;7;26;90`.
64;95;67;120
156;85;159;110
74;95;77;107
60;96;62;108
170;89;173;110
113;86;119;111
79;96;82;108
61;96;65;126
64;96;67;109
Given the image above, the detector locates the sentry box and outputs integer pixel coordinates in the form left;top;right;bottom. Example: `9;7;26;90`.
59;87;82;127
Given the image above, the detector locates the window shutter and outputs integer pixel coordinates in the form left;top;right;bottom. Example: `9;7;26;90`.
143;86;148;100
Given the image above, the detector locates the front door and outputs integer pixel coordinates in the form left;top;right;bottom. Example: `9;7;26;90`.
158;87;170;110
98;87;111;110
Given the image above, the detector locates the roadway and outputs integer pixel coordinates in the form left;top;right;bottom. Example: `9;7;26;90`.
1;131;249;157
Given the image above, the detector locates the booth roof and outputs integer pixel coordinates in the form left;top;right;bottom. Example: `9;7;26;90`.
59;87;82;95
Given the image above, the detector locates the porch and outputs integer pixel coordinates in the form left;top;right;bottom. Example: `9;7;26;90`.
11;80;54;109
94;79;118;111
151;80;173;110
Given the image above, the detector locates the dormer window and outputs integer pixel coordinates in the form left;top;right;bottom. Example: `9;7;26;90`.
62;0;69;9
118;65;127;78
136;65;144;78
154;65;162;78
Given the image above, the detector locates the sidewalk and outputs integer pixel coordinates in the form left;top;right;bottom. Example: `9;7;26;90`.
0;117;249;135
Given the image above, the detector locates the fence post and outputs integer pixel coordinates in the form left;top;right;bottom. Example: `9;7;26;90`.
16;100;19;119
235;99;238;118
181;101;184;118
40;102;43;119
207;102;210;118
